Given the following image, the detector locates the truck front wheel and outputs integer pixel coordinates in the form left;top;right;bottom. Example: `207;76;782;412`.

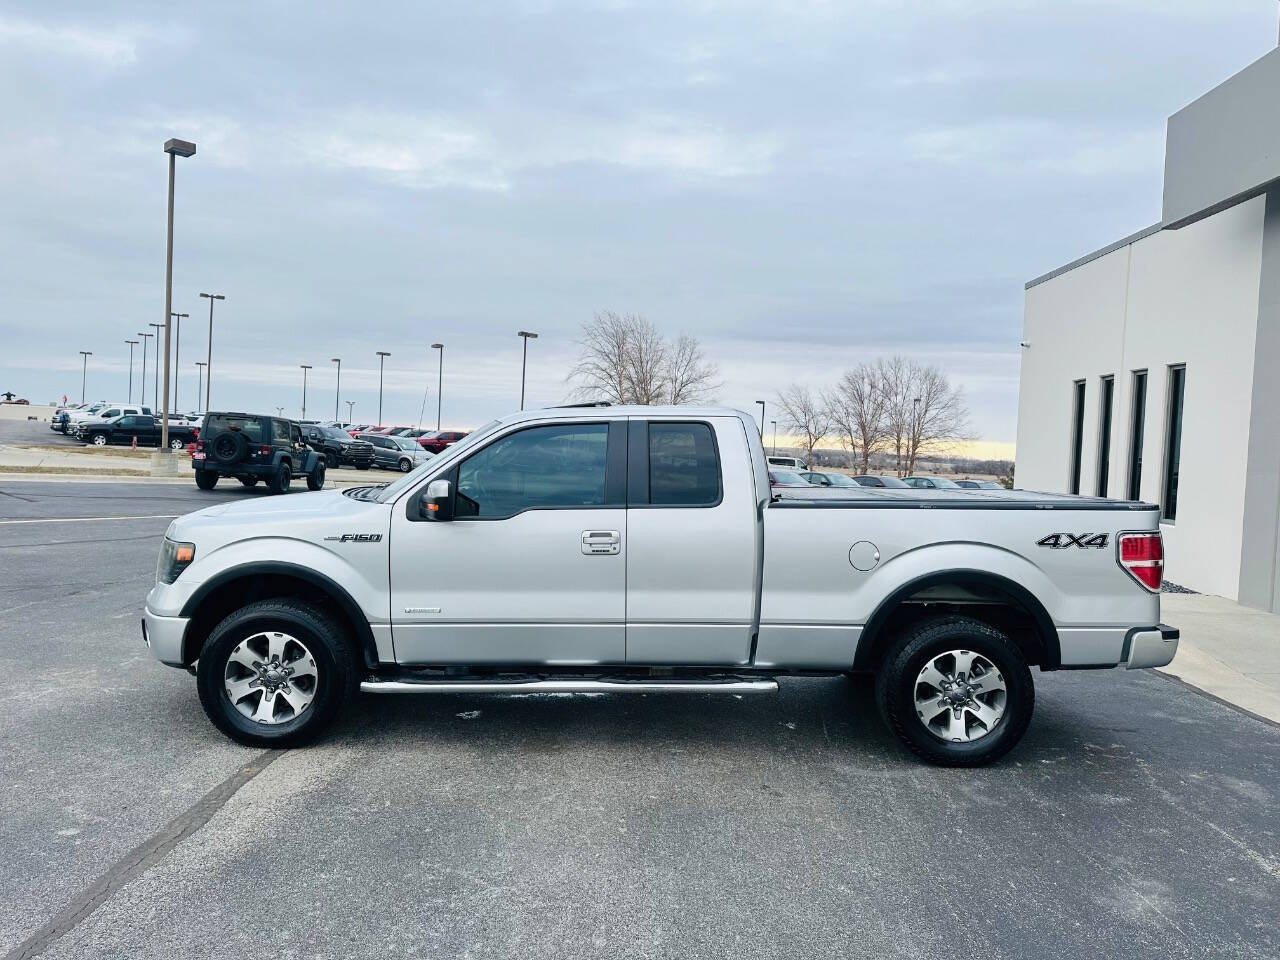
196;599;359;748
875;616;1034;767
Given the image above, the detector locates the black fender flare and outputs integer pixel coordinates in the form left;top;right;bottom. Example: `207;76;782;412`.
851;569;1061;671
180;561;381;667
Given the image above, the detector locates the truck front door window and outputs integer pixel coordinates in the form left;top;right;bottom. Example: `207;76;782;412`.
456;424;608;519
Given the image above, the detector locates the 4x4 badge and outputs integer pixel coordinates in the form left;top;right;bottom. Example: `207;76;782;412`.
324;533;383;543
1037;533;1108;550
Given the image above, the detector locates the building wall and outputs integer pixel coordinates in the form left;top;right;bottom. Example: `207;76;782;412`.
1017;195;1266;599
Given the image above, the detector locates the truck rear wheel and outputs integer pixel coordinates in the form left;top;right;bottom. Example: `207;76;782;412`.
196;599;359;748
195;470;218;490
875;616;1034;767
267;464;291;495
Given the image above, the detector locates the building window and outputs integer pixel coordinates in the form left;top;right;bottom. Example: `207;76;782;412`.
1096;375;1114;496
1161;365;1186;522
1069;379;1086;495
1127;370;1147;501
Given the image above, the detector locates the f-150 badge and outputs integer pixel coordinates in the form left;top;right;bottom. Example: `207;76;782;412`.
1037;533;1108;549
324;533;383;543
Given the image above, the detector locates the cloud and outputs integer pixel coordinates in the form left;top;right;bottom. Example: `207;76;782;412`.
0;16;180;67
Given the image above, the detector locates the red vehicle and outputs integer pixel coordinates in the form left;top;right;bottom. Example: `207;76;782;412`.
418;429;469;453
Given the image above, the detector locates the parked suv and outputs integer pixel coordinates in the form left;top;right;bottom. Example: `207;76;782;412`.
302;424;375;470
356;432;433;472
193;412;325;494
82;415;196;450
418;429;468;453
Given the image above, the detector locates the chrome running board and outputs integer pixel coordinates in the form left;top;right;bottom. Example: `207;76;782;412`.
360;677;779;695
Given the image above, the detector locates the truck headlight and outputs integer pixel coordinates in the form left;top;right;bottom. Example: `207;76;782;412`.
157;539;196;584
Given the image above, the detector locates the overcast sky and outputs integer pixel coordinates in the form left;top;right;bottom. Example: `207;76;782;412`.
2;1;1276;448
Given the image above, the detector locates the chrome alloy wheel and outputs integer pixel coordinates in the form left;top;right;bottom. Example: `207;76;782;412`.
223;631;318;725
913;649;1006;743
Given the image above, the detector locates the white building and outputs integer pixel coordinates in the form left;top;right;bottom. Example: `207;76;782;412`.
1017;43;1280;610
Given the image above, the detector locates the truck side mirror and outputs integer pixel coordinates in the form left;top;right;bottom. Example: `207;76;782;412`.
420;478;453;521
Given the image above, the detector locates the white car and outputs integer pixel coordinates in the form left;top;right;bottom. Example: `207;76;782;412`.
143;405;1177;766
767;455;808;471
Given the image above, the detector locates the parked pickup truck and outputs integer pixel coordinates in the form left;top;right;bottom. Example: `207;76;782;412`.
82;414;196;450
142;405;1178;765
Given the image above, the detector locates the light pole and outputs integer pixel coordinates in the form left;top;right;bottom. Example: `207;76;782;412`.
160;137;196;452
199;292;224;412
345;400;355;422
330;358;341;422
375;351;391;426
195;362;207;411
771;420;777;456
431;343;444;429
518;330;538;410
170;311;188;410
148;322;163;410
78;351;92;404
125;340;139;404
300;364;313;419
755;400;765;435
137;332;152;407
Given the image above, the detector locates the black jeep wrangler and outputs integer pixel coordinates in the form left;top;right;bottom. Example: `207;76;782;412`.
193;412;325;494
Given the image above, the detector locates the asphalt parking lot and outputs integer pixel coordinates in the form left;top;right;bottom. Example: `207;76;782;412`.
2;479;1278;959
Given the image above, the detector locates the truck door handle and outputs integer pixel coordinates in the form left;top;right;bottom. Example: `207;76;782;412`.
581;530;621;556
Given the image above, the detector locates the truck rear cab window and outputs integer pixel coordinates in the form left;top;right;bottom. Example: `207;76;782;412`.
647;422;721;506
455;423;610;519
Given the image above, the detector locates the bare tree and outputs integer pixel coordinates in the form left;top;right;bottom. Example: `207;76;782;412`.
903;362;969;475
880;356;915;475
568;312;719;405
825;362;891;474
775;384;830;465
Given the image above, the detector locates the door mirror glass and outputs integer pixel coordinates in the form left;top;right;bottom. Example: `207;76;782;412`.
421;478;453;521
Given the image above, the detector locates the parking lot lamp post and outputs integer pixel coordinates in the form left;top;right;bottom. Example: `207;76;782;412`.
345;400;354;422
331;358;341;422
198;293;224;412
160;138;196;453
771;420;777;456
78;351;92;404
375;351;391;426
170;312;188;411
518;330;538;410
137;332;152;407
194;362;206;412
148;323;163;410
755;400;765;435
125;340;138;404
300;364;312;420
431;343;444;429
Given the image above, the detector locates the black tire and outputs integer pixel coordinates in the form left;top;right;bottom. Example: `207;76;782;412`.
398;458;412;473
267;463;291;495
195;599;359;748
194;470;218;491
210;431;248;465
875;616;1034;767
325;451;338;469
239;477;258;488
355;463;370;471
307;462;326;491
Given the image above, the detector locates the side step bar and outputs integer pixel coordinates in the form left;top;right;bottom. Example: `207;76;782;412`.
360;677;779;695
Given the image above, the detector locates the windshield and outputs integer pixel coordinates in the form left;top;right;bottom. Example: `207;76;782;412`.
374;420;501;503
390;436;418;450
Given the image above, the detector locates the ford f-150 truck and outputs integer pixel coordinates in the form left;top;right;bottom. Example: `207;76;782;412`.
142;405;1178;765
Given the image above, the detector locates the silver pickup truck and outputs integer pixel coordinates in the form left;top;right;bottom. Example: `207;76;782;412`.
143;405;1177;765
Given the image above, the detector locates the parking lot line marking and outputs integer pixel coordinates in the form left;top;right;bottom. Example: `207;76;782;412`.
0;514;180;525
2;751;283;960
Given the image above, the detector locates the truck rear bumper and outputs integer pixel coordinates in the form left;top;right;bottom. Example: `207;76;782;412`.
142;607;190;667
1124;624;1179;670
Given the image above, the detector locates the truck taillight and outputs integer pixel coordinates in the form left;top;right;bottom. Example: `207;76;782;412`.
1118;532;1163;592
195;439;204;451
260;445;272;455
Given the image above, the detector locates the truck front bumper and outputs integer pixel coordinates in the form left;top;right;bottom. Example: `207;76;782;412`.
1124;624;1179;670
142;606;191;667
